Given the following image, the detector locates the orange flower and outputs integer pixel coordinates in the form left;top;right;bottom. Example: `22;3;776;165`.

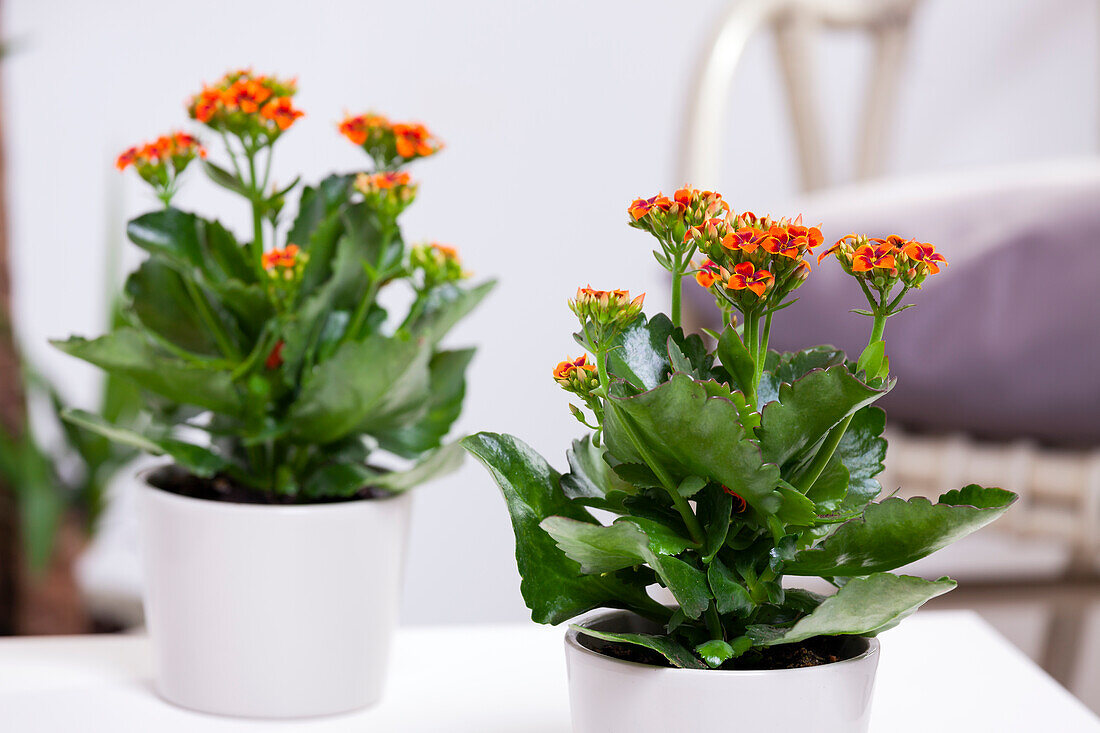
431;242;459;260
115;146;140;171
721;226;764;254
695;259;726;288
226;78;272;113
787;223;824;250
900;240;946;274
373;171;411;189
261;97;304;131
393;122;442;158
553;355;595;382
629;194;672;220
760;225;804;259
570;286;645;327
193;86;222;123
262;244;300;270
725;262;773;297
338;112;389;145
851;242;896;272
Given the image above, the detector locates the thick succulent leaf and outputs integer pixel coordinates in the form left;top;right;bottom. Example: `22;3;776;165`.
614;516;695;556
717;326;755;396
61;409;226;478
406;280;495;347
541;516;649;574
289;332;429;444
651;554;711;620
125;259;219;355
52;330;241;415
696;639;736;668
757;365;888;470
784;485;1018;576
560;436;639;507
750;574;956;645
370;441;464;493
808;406;888;514
573;627;708;669
287;173;355;250
301;460;378;499
462;432;663;624
707;558;753;616
374;349;475;458
607;313;673;390
757;346;845;407
127;208;254;284
604;373;782;514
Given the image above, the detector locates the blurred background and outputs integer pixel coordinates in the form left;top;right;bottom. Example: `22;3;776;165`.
1;0;1097;712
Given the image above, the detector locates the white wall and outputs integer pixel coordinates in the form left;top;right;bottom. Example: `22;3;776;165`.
3;0;1096;624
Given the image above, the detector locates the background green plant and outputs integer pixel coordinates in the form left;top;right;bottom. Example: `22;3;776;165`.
53;77;492;500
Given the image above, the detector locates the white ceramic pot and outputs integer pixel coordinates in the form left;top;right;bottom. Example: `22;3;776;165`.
138;479;412;718
565;611;879;733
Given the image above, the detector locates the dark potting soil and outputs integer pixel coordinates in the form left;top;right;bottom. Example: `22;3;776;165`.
147;465;390;505
581;633;856;671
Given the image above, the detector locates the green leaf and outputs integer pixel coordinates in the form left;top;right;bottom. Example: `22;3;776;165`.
202;159;250;197
784;485;1018;576
61;409;226;478
560;435;636;501
696;639;735;668
615;516;695;555
757;365;888;469
676;475;707;498
289;333;429;444
652;554;710;619
406;281;495;347
666;337;696;377
462;432;664;624
370;442;465;493
856;340;886;379
125;259;219;355
696;484;732;560
833;406;887;513
374;348;475;458
541;516;649;574
750;574;957;645
573;627;708;669
604;373;782;514
717;326;755;396
301;460;378;499
288;173;356;250
52;330;242;415
127;208;254;284
707;557;753;616
757;347;845;407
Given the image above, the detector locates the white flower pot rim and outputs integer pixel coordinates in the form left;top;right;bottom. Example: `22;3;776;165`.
565;610;880;677
142;474;405;515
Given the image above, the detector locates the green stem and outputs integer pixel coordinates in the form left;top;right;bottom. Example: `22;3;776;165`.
753;310;772;393
343;276;382;344
869;312;887;344
247;153;265;276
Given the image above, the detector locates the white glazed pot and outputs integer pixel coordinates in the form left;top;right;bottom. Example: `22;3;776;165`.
565;611;879;733
138;478;412;718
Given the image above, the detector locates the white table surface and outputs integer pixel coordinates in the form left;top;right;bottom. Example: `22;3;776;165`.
0;610;1096;732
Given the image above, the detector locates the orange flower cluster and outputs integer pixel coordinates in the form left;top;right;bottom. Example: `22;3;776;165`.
262;244;300;271
569;286;645;330
689;210;820;313
116;131;206;172
553;355;596;385
354;170;418;217
188;69;303;138
628;186;730;244
339;112;443;167
410;241;467;288
820;233;946;289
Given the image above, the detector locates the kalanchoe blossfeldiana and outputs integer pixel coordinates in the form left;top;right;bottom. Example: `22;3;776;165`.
56;69;494;501
462;186;1013;672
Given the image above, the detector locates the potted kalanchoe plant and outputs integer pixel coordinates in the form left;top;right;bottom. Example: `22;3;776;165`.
53;69;493;718
463;187;1015;732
